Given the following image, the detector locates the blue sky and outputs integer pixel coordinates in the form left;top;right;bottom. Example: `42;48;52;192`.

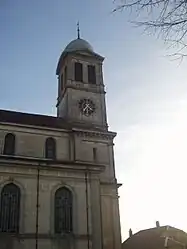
1;0;187;241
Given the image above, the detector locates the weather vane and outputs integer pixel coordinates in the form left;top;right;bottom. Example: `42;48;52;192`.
77;21;80;39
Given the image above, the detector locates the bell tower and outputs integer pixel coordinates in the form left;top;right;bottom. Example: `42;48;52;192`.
56;29;108;130
55;29;122;249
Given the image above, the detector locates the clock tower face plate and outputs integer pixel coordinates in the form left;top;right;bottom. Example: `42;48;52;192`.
78;98;96;116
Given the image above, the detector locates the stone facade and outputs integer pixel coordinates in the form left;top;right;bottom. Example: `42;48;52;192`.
0;37;122;249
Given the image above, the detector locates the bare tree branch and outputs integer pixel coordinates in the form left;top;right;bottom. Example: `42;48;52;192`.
113;0;187;58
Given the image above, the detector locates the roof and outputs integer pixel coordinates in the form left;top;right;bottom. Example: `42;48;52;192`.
64;38;94;53
122;226;187;249
0;109;68;129
0;109;109;133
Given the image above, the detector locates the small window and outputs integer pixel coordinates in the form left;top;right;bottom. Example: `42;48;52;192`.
64;66;67;84
55;187;73;233
45;137;56;159
58;77;61;96
75;62;83;81
3;133;15;155
88;65;96;84
60;73;63;91
93;147;97;162
0;183;20;233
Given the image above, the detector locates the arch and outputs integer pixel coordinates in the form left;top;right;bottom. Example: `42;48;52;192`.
0;183;20;233
54;186;73;234
45;137;56;159
3;133;15;155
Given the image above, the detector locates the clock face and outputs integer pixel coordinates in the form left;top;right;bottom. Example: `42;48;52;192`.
79;98;96;116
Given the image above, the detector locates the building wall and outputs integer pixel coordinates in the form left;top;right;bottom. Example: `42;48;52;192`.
0;124;70;160
0;123;121;249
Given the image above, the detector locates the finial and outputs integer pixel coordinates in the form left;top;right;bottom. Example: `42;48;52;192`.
156;221;160;228
77;21;80;39
129;228;133;237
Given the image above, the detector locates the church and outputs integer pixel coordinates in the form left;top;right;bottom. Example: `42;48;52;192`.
0;30;122;249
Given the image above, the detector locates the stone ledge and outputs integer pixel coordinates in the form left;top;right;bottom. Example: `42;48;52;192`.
0;232;91;240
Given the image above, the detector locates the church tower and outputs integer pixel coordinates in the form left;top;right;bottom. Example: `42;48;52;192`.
56;27;108;130
54;28;122;249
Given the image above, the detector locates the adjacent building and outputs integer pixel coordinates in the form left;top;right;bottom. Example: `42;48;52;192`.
122;223;187;249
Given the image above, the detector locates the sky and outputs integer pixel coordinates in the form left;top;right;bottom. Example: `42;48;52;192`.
1;0;187;242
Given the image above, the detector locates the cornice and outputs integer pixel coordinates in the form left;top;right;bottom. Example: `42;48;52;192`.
0;155;106;173
72;128;117;140
65;84;105;94
56;83;106;107
0;232;90;240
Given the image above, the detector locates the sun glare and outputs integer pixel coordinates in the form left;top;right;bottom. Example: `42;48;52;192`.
117;98;187;240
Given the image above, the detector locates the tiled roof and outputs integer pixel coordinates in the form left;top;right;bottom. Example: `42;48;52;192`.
122;226;187;249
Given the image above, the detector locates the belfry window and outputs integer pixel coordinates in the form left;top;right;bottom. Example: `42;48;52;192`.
45;137;56;159
3;133;16;155
64;66;67;84
54;187;73;233
88;65;96;84
93;147;97;162
75;62;83;81
60;73;63;91
0;183;20;233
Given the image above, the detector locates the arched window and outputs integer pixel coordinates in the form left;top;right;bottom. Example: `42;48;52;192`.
45;137;56;159
55;187;73;234
0;183;20;233
3;133;15;155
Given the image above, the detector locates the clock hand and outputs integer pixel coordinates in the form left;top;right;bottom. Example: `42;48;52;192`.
83;104;89;112
83;104;92;112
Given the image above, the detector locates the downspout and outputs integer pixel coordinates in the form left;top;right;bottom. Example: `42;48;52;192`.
85;171;90;249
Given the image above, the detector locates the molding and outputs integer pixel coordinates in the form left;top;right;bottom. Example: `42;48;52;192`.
100;181;122;188
72;51;105;62
56;84;106;107
72;128;116;140
0;233;91;240
0;155;106;173
0;121;69;133
65;84;105;94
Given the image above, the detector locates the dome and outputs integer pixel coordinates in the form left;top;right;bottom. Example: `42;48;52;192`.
64;38;94;53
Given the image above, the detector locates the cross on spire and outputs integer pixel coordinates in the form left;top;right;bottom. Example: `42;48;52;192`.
77;21;80;39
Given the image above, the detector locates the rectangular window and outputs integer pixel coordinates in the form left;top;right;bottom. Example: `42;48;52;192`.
75;62;83;81
88;65;96;84
93;147;97;162
64;66;67;84
60;73;63;91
